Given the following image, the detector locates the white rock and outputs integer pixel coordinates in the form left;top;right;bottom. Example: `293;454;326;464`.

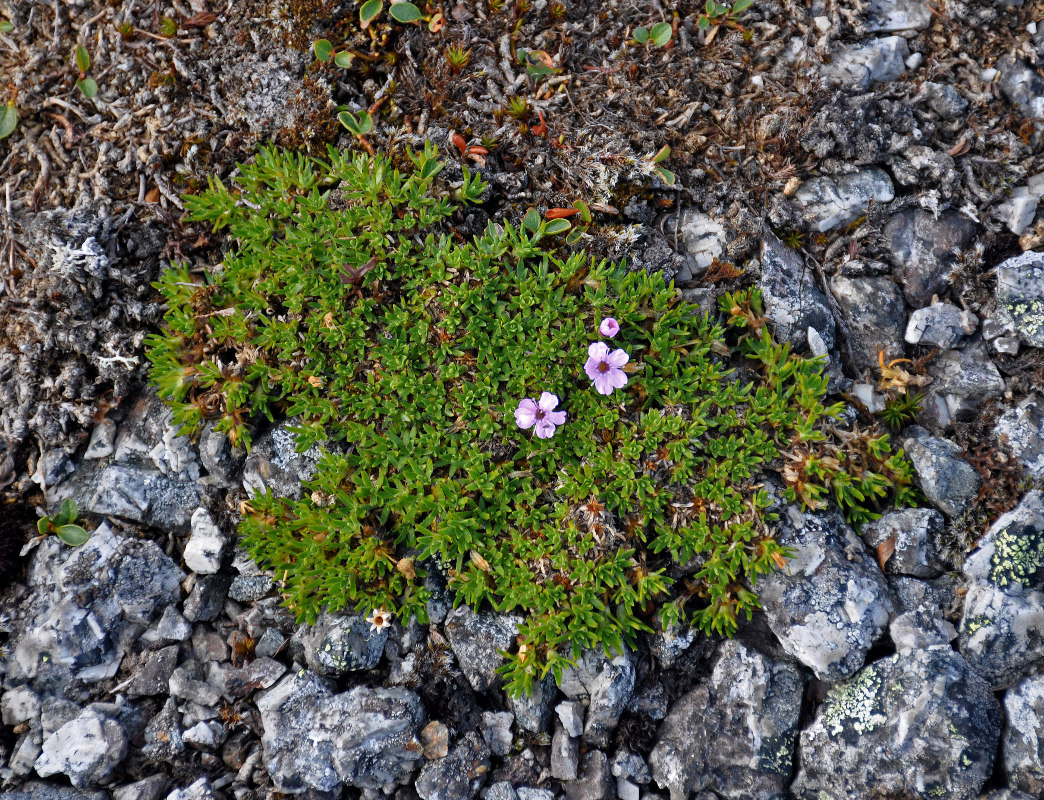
824;37;908;90
905;52;922;70
794;168;895;232
34;709;127;787
866;0;931;32
2;686;41;727
981;67;998;82
678;212;726;272
813;15;831;32
555;700;585;738
183;508;228;575
84;419;117;459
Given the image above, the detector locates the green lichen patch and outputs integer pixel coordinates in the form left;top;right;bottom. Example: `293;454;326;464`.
989;521;1044;591
147;146;915;694
823;661;890;740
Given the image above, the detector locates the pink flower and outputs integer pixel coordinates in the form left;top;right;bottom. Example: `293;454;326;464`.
598;317;620;338
584;342;629;395
515;392;567;439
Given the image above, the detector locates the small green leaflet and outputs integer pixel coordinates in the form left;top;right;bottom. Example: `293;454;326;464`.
57;524;90;546
313;39;333;61
334;51;354;67
0;103;16;139
74;44;90;73
650;22;672;46
360;0;383;28
389;2;421;22
77;78;98;99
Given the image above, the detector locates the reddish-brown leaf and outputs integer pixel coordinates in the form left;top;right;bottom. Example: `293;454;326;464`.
877;536;896;571
183;11;218;28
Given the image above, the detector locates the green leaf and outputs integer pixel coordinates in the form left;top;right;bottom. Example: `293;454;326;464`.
334;50;354;67
37;517;50;535
633;26;649;43
0;103;17;140
58;498;78;525
705;0;715;14
651;144;671;163
74;45;90;73
57;524;90;547
650;22;672;47
159;16;179;36
731;0;754;13
573;199;591;223
652;165;675;185
360;0;383;28
522;208;541;232
76;78;98;99
0;21;13;32
697;16;710;29
338;110;373;136
388;2;422;22
565;227;584;244
544;218;571;235
313;39;333;61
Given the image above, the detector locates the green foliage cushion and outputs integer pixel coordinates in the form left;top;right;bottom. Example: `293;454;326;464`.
147;145;916;694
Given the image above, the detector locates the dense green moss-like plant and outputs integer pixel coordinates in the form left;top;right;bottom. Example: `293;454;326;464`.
147;145;915;695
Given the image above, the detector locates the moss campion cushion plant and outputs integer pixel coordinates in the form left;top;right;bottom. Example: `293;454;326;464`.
147;145;916;694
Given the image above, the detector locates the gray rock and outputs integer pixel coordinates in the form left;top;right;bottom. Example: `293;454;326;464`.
416;732;491;800
757;506;892;681
112;393;200;481
255;627;288;659
35;706;127;788
648;640;804;800
759;233;836;352
794;169;895;232
164;779;214;800
611;750;651;784
555;700;584;738
888;609;956;652
885;209;978;307
823;37;909;90
551;724;580;781
866;0;931;31
616;778;639;800
2;686;41;726
904;302;978;349
257;670;425;792
485;783;518;800
959;491;1044;688
516;789;553;800
998;54;1044;135
141;605;193;647
0;785;108;800
444;606;520;693
228;574;274;603
994;250;1044;348
242;423;323;499
996;175;1044;236
675;211;726;274
169;665;222;707
198;422;246;487
40;698;81;738
183;720;227;751
8;731;42;777
902;429;981;518
122;645;180;698
480;712;514;757
558;649;635;747
1003;674;1044;796
791;649;1001;800
83;419;117;460
182;574;232;623
112;775;169;800
207;657;286;699
927;344;1005;419
921;82;968;119
298;611;389;676
507;672;555;734
979;792;1037;800
996;394;1044;480
141;698;185;762
830;275;906;370
564;751;614;800
183;508;228;575
862;508;948;577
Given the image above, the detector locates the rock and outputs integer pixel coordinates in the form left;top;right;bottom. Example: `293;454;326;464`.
242;423;323;499
885;209;978;307
169;665;223;707
648;640;804;800
141;605;193;647
920;81;968;119
794;168;895;232
888;609;956;652
415;732;491;800
444;605;520;692
122;645;180;698
112;775;169;800
0;785;108;800
862;508;948;577
611;750;651;784
40;698;81;737
507;672;555;734
10;523;182;689
164;778;215;800
959;491;1044;688
183;508;228;575
485;783;518;800
996;175;1044;235
563;751;614;800
2;686;41;726
998;54;1044;136
257;670;425;792
207;657;286;699
902;429;981;518
550;724;580;781
759;233;836;352
757;506;892;681
904;301;977;349
676;211;726;273
254;627;287;659
35;706;127;788
555;700;584;738
141;698;185;762
83;419;117;460
830;275;905;370
516;789;553;800
866;0;931;31
182;573;232;623
791;649;1001;800
8;731;42;777
558;649;635;747
298;611;389;676
112;393;200;481
994;250;1044;348
228;574;274;603
996;394;1044;480
197;422;246;488
823;37;909;90
183;720;227;751
927;345;1005;419
1003;674;1044;795
422;721;450;759
480;711;514;757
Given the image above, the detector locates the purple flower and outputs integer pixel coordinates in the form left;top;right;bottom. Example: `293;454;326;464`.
515;392;567;439
598;317;620;338
584;342;629;395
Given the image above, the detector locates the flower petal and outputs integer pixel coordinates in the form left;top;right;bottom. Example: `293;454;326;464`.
538;391;559;412
514;398;537;429
593;373;614;395
608;348;629;368
599;317;620;338
534;419;557;438
547;410;566;426
609;367;629;389
588;341;609;360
